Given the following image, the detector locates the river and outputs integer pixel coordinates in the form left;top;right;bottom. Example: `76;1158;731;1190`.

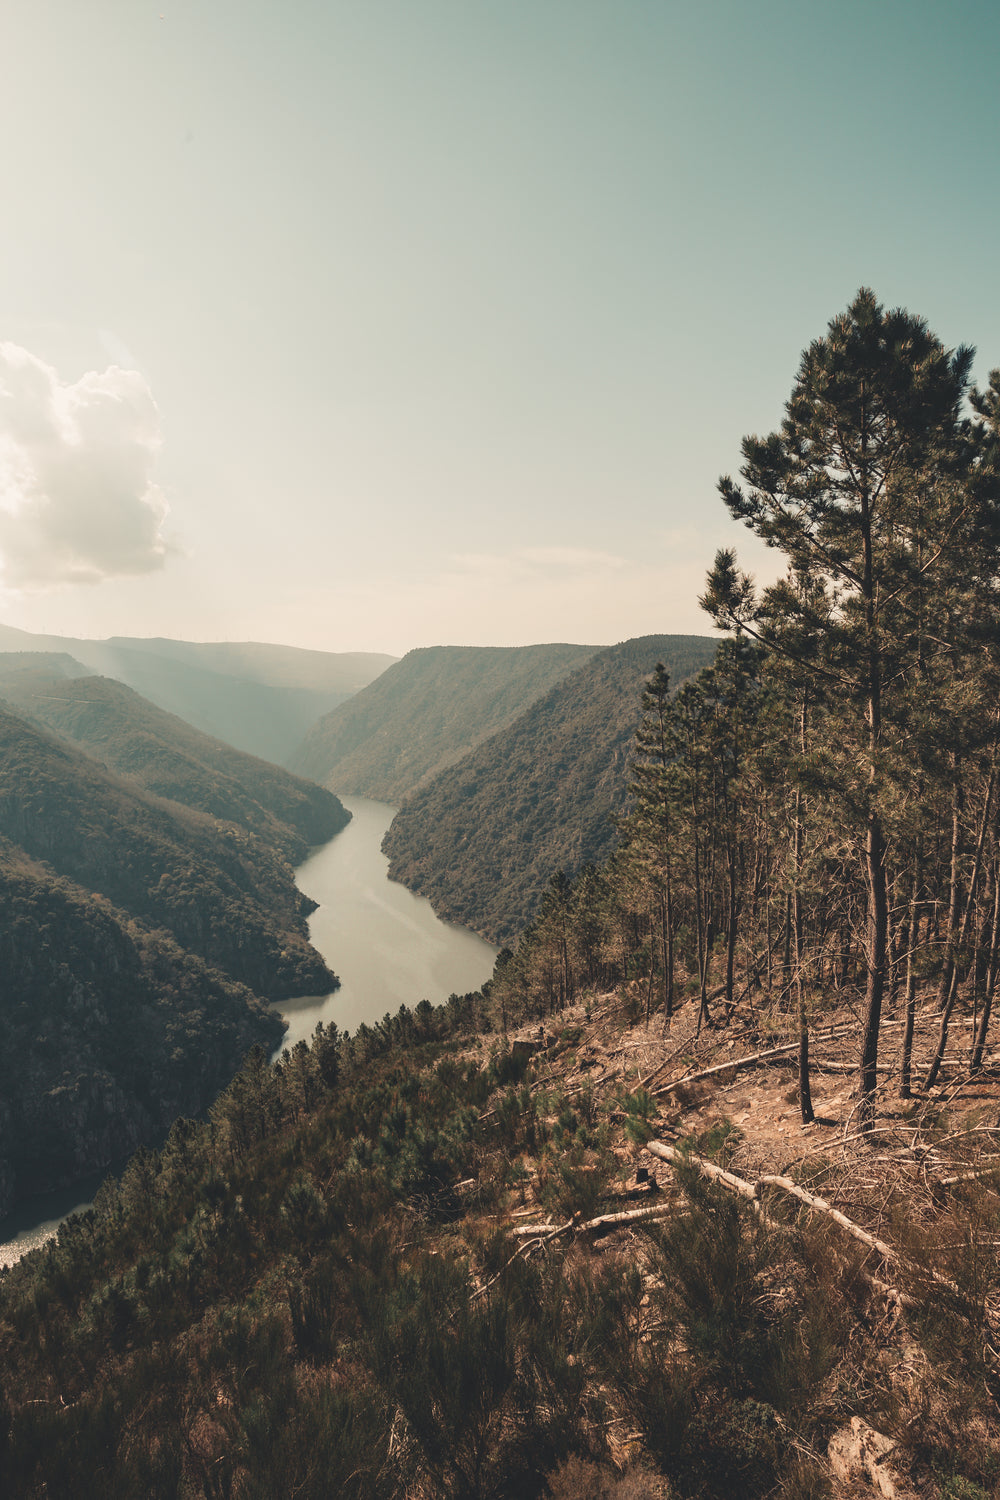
273;794;497;1048
0;794;497;1267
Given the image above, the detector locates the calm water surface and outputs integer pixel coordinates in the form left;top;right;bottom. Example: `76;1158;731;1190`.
0;794;496;1265
273;794;496;1049
0;1175;109;1271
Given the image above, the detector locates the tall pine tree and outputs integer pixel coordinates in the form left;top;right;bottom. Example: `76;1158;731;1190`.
702;288;1000;1128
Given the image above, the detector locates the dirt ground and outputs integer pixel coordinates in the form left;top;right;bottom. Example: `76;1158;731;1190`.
499;987;1000;1228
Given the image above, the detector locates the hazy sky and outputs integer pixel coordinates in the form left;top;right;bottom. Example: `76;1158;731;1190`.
1;0;999;656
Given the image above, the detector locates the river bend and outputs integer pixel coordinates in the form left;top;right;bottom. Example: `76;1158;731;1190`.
0;794;497;1265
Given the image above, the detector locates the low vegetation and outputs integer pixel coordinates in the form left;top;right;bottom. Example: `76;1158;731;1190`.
4;986;1000;1497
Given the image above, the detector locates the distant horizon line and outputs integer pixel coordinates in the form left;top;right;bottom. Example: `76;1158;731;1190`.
0;620;720;659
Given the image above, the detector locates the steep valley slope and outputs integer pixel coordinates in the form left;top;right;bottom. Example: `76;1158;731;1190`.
0;653;349;863
288;642;600;800
0;706;336;999
0;697;345;1219
382;634;718;943
0;841;284;1218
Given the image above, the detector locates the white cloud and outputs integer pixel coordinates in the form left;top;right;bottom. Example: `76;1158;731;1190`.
0;343;169;589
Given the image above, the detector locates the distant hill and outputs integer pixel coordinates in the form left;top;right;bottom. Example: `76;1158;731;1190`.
0;624;396;762
0;654;349;863
382;635;719;943
288;642;601;801
0;705;335;1000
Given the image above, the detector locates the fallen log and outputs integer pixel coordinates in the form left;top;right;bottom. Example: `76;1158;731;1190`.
812;1061;893;1074
645;1139;963;1298
757;1172;900;1264
509;1201;672;1239
650;1025;859;1098
643;1140;758;1199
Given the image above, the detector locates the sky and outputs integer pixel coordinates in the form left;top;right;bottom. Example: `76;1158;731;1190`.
1;0;999;658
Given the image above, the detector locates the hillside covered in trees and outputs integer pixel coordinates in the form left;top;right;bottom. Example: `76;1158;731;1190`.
0;654;349;863
288;642;599;800
0;696;346;1217
0;842;284;1221
5;289;1000;1496
382;635;717;943
0;706;337;999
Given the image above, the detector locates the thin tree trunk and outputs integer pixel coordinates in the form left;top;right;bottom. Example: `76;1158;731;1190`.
936;774;963;1013
794;692;813;1123
925;762;996;1089
725;843;740;1017
690;762;710;1035
661;881;674;1022
972;859;1000;1071
899;851;921;1098
839;920;852;990
860;811;889;1131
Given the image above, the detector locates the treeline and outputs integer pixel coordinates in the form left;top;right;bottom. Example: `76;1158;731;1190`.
488;290;1000;1131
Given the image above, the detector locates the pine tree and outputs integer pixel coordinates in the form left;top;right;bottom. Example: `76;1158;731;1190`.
702;288;1000;1128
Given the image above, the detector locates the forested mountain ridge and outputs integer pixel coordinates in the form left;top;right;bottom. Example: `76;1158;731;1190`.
0;654;350;863
105;636;394;694
382;635;718;943
0;698;341;1218
0;624;396;763
0;705;334;999
288;642;600;800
